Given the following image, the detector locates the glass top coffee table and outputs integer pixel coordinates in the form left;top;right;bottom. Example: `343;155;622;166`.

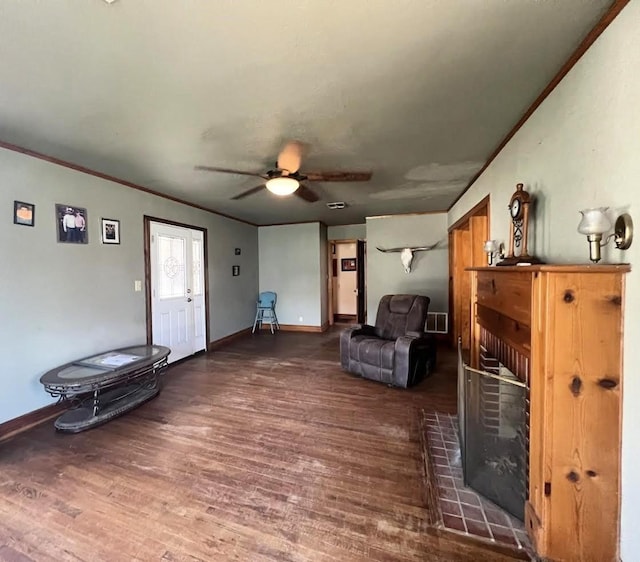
40;345;170;433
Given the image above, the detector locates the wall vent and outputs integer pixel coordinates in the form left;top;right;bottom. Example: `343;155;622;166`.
426;312;448;334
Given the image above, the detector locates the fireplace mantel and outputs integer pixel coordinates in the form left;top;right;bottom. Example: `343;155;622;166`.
467;264;629;562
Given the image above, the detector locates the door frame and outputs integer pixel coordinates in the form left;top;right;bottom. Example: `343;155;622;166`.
448;196;490;349
143;215;210;350
327;239;366;326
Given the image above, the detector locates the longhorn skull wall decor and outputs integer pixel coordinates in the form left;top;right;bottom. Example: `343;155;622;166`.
376;240;443;273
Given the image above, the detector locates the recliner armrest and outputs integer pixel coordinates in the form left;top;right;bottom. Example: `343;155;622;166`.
394;335;417;354
393;333;437;387
349;324;376;337
340;324;376;371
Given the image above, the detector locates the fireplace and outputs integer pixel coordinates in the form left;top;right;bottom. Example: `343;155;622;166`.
458;330;529;521
463;266;627;560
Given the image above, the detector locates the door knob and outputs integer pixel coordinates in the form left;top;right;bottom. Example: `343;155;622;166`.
187;298;192;302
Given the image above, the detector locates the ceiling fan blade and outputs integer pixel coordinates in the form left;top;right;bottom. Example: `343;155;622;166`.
294;184;319;203
195;165;266;179
231;185;266;200
303;171;372;182
277;141;304;174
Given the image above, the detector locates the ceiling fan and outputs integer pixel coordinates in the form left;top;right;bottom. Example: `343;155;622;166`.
195;141;372;203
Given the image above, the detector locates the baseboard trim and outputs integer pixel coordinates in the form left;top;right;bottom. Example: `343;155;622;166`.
431;333;451;345
208;327;253;351
0;401;66;442
334;314;357;323
260;324;327;333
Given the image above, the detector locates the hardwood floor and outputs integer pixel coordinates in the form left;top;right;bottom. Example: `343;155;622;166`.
0;329;526;562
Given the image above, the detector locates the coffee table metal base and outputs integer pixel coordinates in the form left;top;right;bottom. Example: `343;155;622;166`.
55;380;161;433
40;345;170;433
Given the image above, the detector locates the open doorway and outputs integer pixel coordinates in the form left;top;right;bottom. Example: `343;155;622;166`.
448;196;489;351
327;239;366;326
144;216;209;363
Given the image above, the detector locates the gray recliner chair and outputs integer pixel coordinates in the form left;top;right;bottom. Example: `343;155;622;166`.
340;294;436;388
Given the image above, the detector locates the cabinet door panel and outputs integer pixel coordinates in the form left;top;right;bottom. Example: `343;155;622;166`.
545;273;622;561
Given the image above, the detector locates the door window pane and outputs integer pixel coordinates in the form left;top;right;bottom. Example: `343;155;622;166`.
192;238;203;296
158;234;186;299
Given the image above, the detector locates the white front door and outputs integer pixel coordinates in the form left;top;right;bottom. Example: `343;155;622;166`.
150;222;206;363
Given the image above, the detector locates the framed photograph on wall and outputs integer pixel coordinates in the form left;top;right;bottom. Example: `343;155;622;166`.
341;258;357;271
101;218;120;244
55;204;88;243
14;201;35;227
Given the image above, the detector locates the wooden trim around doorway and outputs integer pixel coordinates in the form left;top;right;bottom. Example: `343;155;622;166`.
448;197;489;349
327;239;365;327
448;195;491;233
143;216;210;351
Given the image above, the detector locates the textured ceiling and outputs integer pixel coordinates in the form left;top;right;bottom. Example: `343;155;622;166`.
0;1;610;225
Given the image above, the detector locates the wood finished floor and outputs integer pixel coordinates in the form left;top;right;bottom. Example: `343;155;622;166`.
0;329;525;562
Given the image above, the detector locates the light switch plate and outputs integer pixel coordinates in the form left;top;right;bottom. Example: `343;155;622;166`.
134;280;142;292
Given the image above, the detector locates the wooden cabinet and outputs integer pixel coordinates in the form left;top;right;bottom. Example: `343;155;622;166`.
469;265;628;562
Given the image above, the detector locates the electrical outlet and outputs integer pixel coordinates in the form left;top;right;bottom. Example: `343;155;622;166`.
134;280;142;292
298;316;303;323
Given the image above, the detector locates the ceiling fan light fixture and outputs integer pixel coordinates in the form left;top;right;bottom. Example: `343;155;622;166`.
266;177;299;196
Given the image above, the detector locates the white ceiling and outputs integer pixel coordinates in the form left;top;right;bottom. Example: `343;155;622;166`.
0;1;611;226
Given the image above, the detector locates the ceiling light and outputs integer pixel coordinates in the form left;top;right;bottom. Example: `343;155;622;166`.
265;177;299;196
326;202;346;209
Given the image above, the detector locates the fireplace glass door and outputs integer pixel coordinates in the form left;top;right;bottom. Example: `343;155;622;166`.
462;359;528;521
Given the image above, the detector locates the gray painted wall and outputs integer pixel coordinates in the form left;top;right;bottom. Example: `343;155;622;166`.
448;4;639;557
366;213;448;324
0;147;258;424
258;223;322;326
327;223;366;240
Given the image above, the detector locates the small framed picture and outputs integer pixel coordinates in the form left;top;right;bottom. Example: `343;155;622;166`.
101;218;120;244
341;258;357;271
56;204;88;243
232;265;240;276
14;201;35;227
234;248;241;255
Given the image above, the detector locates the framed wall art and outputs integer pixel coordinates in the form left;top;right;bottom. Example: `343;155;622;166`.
14;201;35;227
55;204;88;243
101;218;120;244
341;258;357;271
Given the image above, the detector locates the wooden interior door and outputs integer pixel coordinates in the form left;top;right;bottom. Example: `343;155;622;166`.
452;227;471;349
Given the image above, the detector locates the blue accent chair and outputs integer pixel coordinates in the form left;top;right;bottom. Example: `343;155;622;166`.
252;291;280;334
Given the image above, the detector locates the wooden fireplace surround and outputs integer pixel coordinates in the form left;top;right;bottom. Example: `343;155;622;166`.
468;264;628;562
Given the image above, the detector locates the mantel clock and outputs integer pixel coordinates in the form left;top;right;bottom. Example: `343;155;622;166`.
497;183;542;266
